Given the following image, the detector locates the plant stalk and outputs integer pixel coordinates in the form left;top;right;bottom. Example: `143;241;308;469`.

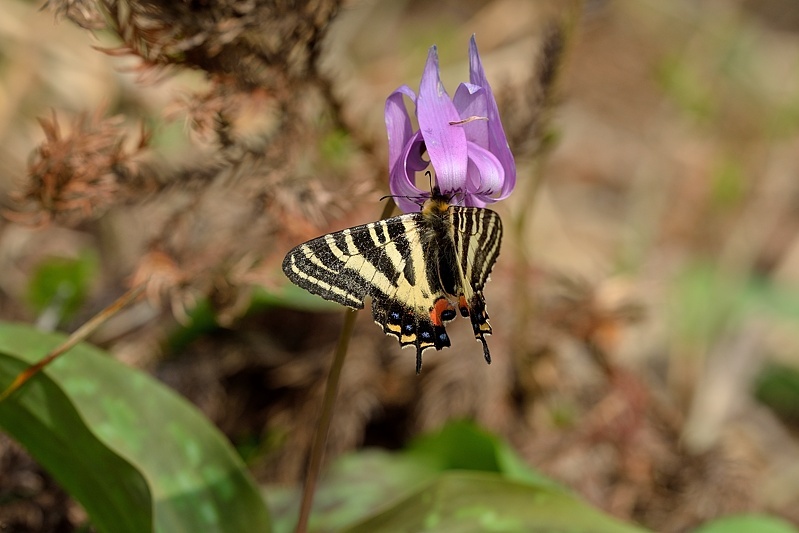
0;283;145;402
294;199;395;533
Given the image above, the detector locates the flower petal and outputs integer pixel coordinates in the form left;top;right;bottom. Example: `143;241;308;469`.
417;45;468;195
389;130;429;213
385;85;417;176
462;195;487;208
453;82;489;149
469;35;515;199
465;141;504;200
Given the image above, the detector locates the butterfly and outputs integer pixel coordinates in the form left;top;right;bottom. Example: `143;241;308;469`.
282;189;502;373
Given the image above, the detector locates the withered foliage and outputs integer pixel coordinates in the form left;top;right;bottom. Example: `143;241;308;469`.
9;110;150;226
500;21;569;159
12;0;362;319
45;0;106;30
51;0;340;87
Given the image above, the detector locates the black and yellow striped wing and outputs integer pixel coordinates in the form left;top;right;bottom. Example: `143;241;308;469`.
282;204;502;372
447;206;502;360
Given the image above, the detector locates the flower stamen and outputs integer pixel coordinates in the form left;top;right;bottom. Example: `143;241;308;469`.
449;116;488;126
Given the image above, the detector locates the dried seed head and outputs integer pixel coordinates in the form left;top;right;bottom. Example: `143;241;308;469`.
8;110;149;226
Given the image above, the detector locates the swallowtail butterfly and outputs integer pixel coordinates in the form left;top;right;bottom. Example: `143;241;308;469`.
282;189;501;372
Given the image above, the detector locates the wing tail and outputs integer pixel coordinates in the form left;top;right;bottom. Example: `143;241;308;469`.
459;292;493;364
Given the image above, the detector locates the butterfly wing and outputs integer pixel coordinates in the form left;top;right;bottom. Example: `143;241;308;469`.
282;217;407;309
282;214;454;372
447;206;503;363
283;205;503;371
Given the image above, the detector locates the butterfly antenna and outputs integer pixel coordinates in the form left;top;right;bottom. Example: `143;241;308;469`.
380;192;431;207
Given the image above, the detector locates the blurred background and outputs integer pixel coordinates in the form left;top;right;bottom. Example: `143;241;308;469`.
2;0;799;530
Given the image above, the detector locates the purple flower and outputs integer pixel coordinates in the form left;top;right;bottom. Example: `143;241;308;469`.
385;36;516;213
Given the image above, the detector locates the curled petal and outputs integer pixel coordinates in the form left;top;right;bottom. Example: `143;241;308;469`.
465;142;504;202
462;195;487;208
469;35;515;199
385;85;417;176
406;137;429;173
389;130;429;213
417;46;468;195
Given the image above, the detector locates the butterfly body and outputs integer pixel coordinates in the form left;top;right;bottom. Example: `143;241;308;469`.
282;192;502;372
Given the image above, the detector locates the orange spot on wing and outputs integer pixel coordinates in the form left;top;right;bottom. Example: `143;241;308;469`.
431;297;451;326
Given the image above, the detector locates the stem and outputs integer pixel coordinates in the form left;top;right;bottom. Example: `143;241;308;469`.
0;283;145;403
294;308;357;533
294;199;395;533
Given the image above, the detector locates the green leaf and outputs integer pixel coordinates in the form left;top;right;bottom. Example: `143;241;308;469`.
266;421;643;533
26;250;99;324
754;364;799;424
692;514;799;533
0;351;151;533
405;420;558;488
0;322;271;533
266;449;440;533
342;471;650;533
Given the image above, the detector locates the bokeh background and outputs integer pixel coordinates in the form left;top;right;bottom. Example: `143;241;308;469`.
2;0;799;530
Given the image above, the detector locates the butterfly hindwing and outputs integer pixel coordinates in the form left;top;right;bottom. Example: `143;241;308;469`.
282;198;502;372
447;206;502;361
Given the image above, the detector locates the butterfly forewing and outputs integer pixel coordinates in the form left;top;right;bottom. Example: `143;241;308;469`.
282;200;502;372
283;215;417;309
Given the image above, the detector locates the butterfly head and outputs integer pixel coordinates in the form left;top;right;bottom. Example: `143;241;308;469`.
422;186;453;216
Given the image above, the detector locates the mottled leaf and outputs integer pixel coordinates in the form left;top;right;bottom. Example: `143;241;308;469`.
0;322;271;533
